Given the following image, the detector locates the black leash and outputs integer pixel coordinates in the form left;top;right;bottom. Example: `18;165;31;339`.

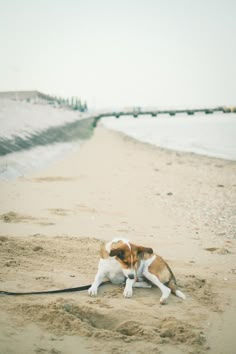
0;282;109;297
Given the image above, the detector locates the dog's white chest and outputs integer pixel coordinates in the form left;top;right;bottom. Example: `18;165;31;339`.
99;258;125;284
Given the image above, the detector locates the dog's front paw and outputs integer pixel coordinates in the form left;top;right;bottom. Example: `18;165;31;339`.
88;285;98;296
123;287;133;298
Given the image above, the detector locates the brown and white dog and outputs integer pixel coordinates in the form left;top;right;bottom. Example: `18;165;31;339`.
88;238;185;304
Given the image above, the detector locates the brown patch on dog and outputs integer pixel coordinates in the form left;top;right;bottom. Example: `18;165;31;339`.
131;244;153;256
100;241;130;259
148;255;175;285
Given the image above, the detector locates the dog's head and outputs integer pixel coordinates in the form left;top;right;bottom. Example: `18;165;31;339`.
109;243;153;279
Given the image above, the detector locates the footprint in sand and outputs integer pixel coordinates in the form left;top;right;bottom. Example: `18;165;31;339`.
204;247;231;255
48;208;74;216
33;176;78;182
0;211;35;223
0;211;55;226
183;275;220;311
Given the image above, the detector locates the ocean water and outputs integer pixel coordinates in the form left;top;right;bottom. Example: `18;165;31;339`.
102;113;236;161
0;99;235;181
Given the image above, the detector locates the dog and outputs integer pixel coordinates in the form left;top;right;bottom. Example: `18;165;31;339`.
88;238;186;304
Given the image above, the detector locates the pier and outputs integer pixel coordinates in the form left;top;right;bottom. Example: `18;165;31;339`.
0;90;234;127
92;106;235;126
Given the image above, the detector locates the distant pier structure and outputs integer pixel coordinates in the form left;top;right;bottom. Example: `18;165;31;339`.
0;91;234;125
92;105;236;126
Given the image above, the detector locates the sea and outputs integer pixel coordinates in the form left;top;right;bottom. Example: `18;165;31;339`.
0;99;236;180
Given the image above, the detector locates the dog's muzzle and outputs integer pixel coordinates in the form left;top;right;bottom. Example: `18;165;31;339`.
128;274;135;280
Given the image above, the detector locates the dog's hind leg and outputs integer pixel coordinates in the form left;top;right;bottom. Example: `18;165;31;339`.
143;270;171;304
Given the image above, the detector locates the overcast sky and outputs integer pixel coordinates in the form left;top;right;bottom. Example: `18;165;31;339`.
0;0;235;109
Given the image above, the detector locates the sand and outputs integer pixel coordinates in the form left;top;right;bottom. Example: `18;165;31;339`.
0;126;236;354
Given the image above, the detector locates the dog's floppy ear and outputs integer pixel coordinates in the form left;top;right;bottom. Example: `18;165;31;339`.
136;246;153;255
109;248;125;260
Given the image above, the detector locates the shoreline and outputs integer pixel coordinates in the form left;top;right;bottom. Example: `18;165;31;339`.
101;114;236;162
0;126;236;353
1;100;235;182
103;124;236;163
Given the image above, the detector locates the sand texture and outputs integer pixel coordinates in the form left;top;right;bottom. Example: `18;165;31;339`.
0;127;236;354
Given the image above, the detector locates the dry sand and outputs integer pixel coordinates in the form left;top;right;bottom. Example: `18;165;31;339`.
0;126;236;354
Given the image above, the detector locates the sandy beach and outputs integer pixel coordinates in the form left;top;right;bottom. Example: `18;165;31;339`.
0;126;236;354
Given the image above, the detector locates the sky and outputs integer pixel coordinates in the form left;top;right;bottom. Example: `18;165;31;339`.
0;0;235;109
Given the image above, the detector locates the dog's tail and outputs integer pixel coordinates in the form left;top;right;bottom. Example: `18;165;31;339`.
167;278;186;300
175;289;186;300
164;262;186;300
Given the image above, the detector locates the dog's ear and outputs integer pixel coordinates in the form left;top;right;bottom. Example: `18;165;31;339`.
136;246;153;255
109;248;125;260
